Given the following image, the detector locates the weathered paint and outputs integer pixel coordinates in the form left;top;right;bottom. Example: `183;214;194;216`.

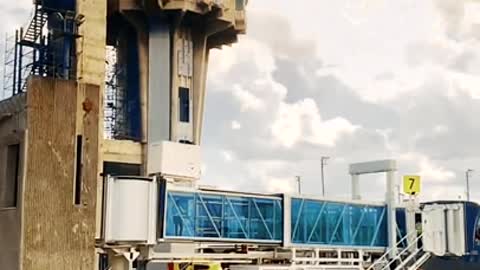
21;77;99;270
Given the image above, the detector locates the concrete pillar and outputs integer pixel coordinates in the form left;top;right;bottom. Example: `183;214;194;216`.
283;195;292;247
351;174;360;200
406;196;417;253
124;13;150;174
110;255;132;270
108;249;139;270
386;171;397;258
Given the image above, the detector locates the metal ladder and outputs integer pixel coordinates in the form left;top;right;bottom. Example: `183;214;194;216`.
367;232;430;270
22;3;48;44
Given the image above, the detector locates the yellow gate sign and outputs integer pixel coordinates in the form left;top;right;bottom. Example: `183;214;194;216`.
403;175;421;195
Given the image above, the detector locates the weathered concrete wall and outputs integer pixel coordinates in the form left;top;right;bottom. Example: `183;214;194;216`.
21;77;99;270
76;0;107;86
0;94;26;270
76;0;107;242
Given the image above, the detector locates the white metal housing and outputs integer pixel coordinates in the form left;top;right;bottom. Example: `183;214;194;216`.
103;176;158;244
147;141;201;179
422;203;466;256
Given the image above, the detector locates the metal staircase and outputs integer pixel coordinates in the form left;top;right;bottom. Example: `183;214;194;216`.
18;2;49;91
367;232;430;270
21;3;48;45
2;1;49;96
2;0;79;97
20;2;53;81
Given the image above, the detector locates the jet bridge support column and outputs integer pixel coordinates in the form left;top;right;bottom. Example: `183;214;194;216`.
108;248;140;270
349;160;398;258
386;169;397;257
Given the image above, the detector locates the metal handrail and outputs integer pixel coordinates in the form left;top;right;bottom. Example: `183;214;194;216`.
379;233;424;270
393;247;423;270
366;230;417;270
407;252;431;270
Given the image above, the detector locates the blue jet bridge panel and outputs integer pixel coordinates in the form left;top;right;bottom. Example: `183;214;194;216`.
163;189;390;248
164;191;283;242
290;198;388;248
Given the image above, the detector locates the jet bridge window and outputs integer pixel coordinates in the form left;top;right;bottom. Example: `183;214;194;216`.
475;216;480;245
179;87;190;123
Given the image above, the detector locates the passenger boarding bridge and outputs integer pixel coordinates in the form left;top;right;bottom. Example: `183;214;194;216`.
99;159;480;270
163;189;387;248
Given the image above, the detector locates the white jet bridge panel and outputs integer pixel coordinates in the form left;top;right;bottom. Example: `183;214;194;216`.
103;176;158;244
422;203;466;256
423;204;447;256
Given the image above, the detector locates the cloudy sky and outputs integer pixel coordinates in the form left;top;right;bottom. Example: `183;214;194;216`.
2;0;480;202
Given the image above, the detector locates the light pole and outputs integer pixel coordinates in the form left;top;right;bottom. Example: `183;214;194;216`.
321;156;330;196
466;169;474;201
295;176;302;194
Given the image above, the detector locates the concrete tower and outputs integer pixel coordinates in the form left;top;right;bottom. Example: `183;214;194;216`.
105;0;248;177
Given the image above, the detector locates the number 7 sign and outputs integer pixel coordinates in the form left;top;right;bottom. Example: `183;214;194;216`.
403;175;421;195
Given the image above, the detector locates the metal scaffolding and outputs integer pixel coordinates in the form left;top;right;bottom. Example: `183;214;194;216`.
2;1;78;99
104;44;141;141
104;45;131;140
2;34;16;99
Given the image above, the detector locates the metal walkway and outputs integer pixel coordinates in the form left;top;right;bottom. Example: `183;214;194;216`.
163;189;389;249
164;190;283;242
290;198;387;248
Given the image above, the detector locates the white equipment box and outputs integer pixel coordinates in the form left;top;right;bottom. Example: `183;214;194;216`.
148;141;201;179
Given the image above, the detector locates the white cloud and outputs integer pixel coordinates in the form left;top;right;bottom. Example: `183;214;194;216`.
341;0;390;26
271;98;358;148
210;38;276;81
201;163;208;176
433;125;449;134
232;84;264;112
310;117;358;146
270;102;304;148
264;177;295;193
418;158;455;183
447;71;480;99
209;47;237;76
399;152;456;184
231;120;242;130
245;160;296;193
221;150;235;163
